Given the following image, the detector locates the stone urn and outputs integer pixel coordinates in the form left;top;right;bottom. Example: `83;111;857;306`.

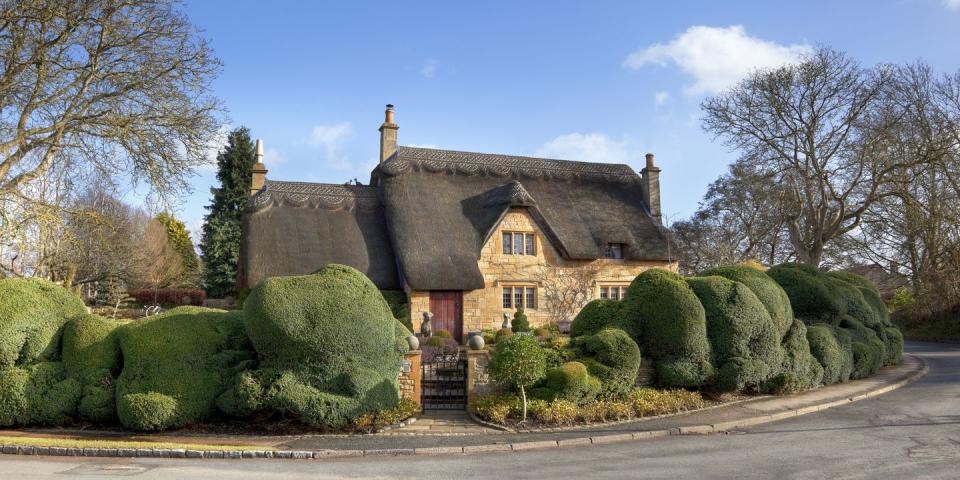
420;311;434;337
501;312;511;330
467;334;485;351
406;335;420;351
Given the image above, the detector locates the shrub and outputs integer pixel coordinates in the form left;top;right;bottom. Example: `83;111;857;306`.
511;309;531;333
126;288;206;307
769;319;823;393
828;271;890;327
0;367;29;426
115;307;256;430
494;327;514;343
536;361;601;404
216;370;268;417
767;263;845;325
433;329;452;339
628;388;706;417
546;399;578;425
532;327;550;337
0;362;82;427
0;278;87;369
889;288;915;312
489;335;547;421
572;328;641;399
424;335;451;348
702;265;794;339
806;325;852;385
570;299;622;338
620;269;713;388
470;394;520;424
380;290;412;331
61;315;125;423
242;265;406;427
883;327;904;365
840;317;885;379
686;276;781;392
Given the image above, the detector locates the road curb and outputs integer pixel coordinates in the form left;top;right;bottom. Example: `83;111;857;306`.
0;355;927;460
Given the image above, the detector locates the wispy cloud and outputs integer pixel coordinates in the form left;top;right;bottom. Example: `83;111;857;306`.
623;25;810;95
535;133;630;164
946;0;960;9
263;147;286;167
420;59;439;78
654;90;670;107
308;122;353;170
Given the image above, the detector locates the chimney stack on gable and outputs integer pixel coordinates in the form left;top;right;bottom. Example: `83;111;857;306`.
379;104;398;163
641;152;662;223
250;138;268;196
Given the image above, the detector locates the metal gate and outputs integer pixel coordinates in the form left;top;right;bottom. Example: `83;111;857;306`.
421;353;467;410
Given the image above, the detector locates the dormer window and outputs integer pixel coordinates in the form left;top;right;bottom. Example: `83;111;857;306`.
503;231;536;256
605;243;625;259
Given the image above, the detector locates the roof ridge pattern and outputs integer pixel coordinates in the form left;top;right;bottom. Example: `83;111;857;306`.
380;146;639;183
248;180;380;212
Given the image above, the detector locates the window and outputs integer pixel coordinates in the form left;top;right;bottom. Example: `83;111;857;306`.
600;285;628;300
605;243;625;259
503;231;536;256
502;286;537;309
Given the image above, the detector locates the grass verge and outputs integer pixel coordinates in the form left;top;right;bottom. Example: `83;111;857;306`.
0;435;271;452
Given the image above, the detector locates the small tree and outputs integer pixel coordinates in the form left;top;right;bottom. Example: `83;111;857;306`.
489;336;547;422
511;308;531;333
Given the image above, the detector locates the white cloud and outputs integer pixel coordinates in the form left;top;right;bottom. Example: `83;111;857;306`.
420;59;438;78
622;25;811;95
535;133;630;164
654;90;670;106
309;122;353;170
946;0;960;9
262;147;286;167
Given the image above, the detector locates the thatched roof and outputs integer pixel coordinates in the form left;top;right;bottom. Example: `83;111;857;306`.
372;147;672;291
241;146;672;292
240;180;401;290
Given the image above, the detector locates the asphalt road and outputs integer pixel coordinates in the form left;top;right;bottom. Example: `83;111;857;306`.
0;341;957;479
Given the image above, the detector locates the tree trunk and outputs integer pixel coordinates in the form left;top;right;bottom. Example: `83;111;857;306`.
520;385;528;422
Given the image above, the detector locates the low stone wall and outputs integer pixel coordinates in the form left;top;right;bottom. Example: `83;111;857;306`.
466;349;501;403
399;351;422;406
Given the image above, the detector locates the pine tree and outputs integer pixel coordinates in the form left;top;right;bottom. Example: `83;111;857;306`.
156;212;199;286
200;127;255;298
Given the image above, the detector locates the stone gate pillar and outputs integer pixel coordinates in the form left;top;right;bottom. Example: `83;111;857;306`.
399;350;422;407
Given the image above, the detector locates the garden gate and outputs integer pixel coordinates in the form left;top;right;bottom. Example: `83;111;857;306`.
421;351;467;409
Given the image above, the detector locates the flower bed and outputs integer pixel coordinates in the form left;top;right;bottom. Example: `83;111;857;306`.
470;388;706;428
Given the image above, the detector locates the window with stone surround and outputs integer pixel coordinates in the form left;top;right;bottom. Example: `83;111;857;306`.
604;243;625;259
502;285;537;309
599;284;628;300
502;231;535;256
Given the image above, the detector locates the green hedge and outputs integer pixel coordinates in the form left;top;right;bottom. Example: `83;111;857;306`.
61;315;125;423
0;362;81;427
570;299;622;338
827;271;890;326
533;361;601;405
381;290;412;331
702;265;794;339
0;278;87;369
770;319;823;393
767;264;845;325
686;276;781;392
839;316;885;379
115;307;255;430
806;325;853;385
620;269;714;388
572;328;641;399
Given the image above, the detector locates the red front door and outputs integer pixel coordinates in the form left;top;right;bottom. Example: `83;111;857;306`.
429;291;463;342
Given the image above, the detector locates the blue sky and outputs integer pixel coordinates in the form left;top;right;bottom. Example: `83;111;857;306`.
172;0;960;242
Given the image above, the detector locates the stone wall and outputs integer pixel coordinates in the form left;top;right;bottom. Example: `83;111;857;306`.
466;349;500;403
398;351;421;405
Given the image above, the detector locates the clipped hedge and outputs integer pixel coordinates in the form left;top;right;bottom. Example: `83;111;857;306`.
702;265;794;339
770;319;823;393
572;328;641;398
115;307;255;430
839;316;885;379
620;269;713;388
0;278;87;369
687;276;781;392
534;361;601;405
0;362;81;427
570;299;622;338
806;325;853;385
767;263;844;325
381;290;412;331
240;264;404;428
61;315;125;423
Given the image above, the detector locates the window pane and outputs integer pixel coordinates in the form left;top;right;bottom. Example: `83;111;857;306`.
600;287;608;299
502;288;511;308
502;233;511;254
613;287;621;300
514;288;524;308
526;287;536;309
525;233;535;255
513;233;524;255
612;244;623;259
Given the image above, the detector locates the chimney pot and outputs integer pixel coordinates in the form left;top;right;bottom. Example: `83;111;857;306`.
379;103;399;163
384;104;395;124
645;153;655;169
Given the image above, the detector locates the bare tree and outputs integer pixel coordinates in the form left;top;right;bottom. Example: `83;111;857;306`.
135;213;183;294
535;263;601;324
702;47;920;266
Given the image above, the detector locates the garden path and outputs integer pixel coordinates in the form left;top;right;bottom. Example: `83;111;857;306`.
378;410;501;436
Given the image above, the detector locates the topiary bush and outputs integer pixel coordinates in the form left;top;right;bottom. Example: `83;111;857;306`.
686;276;781;392
61;314;125;423
489;335;547;421
380;290;412;331
0;362;81;427
620;269;714;388
0;278;87;369
702;265;793;339
883;327;904;365
534;361;601;405
572;328;641;399
570;299;622;338
839;316;885;379
769;319;823;393
494;327;514;343
511;309;531;333
115;307;255;430
767;263;844;326
240;264;406;428
806;325;853;385
827;271;890;326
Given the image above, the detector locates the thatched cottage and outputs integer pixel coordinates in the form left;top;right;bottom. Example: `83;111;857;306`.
240;106;676;340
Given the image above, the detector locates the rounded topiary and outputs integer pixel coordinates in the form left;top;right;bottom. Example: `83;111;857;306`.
686;276;781;392
806;325;852;385
118;392;179;431
489;335;547;421
883;327;904;365
115;307;255;430
767;263;845;326
570;299;622;338
620;269;713;388
511;309;531;333
433;330;452;339
0;278;87;369
62;315;125;423
769;319;823;393
0;362;82;427
572;328;641;398
538;361;601;405
0;367;29;426
702;265;794;339
494;328;514;343
839;316;885;379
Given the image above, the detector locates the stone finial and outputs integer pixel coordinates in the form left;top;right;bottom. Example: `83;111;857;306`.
250;138;268;197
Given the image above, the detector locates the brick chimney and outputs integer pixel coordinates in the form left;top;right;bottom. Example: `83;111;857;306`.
250;138;267;196
641;152;662;223
379;104;398;163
